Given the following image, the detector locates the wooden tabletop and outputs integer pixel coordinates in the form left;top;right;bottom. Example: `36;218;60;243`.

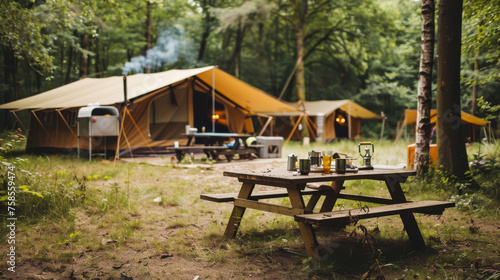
223;168;416;186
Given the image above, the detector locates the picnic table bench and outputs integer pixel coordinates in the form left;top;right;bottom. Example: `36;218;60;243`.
166;145;230;161
201;168;455;260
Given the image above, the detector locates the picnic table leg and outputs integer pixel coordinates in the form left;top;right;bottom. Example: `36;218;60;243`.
319;180;344;212
204;149;215;160
384;176;426;249
225;154;234;162
175;150;184;162
224;182;255;238
288;187;320;260
210;150;221;161
305;193;322;212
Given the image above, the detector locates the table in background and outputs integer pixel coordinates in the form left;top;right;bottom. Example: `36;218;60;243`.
183;133;261;161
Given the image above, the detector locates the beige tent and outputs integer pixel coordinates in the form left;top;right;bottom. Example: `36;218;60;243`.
264;100;382;142
0;66;300;156
395;109;489;142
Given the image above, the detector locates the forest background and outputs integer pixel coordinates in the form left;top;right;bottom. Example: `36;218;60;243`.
0;0;499;138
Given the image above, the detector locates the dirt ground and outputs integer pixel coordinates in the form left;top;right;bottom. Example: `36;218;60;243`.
1;157;499;280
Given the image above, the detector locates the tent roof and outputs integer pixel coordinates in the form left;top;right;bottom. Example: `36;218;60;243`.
0;66;300;115
402;109;488;126
304;100;382;119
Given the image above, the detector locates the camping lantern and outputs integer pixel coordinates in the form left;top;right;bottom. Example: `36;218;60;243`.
77;104;119;161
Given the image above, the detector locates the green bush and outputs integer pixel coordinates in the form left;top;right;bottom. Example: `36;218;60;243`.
408;141;500;217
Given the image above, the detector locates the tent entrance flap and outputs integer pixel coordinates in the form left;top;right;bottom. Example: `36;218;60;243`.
149;83;189;141
333;110;349;139
193;90;230;133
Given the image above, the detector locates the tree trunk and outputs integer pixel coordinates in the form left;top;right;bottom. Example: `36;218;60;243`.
226;21;245;78
94;35;102;78
436;0;469;178
198;24;211;62
293;0;309;139
65;44;74;84
1;45;17;130
295;25;306;103
415;0;435;174
471;49;479;115
198;0;214;62
3;45;20;100
145;1;152;73
79;33;89;78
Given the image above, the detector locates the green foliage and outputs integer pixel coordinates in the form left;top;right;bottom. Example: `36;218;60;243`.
1;0;499;140
408;141;500;217
461;0;500;117
477;96;500;122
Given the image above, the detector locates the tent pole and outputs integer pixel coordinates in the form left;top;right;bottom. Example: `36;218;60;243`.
56;109;78;140
124;107;158;157
114;109;127;167
258;116;273;136
284;114;304;148
271;117;274;135
89;117;92;161
78;122;80;160
380;112;386;142
305;115;317;140
212;68;215;132
489;122;495;141
348;102;351;139
11;111;27;131
394;118;407;143
30;111;54;143
120;110;134;158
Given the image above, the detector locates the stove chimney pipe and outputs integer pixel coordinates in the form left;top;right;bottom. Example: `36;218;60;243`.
123;75;128;104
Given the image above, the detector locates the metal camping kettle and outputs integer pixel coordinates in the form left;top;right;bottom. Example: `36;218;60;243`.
358;142;374;168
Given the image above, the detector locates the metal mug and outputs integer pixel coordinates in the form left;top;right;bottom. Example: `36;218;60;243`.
308;151;322;167
299;159;311;175
287;154;298;171
335;158;347;174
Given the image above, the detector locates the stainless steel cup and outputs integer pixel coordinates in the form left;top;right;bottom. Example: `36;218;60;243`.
299;159;311;175
287;154;298;171
335;158;347;174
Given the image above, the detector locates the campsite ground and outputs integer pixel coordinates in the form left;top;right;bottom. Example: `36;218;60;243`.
1;140;499;279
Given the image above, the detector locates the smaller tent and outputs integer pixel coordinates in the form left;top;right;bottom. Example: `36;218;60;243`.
264;100;382;142
304;100;382;141
395;109;488;142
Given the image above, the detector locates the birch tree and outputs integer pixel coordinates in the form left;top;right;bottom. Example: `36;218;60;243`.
414;0;435;174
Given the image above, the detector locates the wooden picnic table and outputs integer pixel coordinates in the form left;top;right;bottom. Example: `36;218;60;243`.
201;168;455;260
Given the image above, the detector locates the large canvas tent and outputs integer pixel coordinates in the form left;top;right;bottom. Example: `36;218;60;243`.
395;109;489;142
0;66;300;156
265;100;382;142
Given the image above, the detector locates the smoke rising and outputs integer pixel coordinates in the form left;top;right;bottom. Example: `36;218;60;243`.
122;26;196;75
